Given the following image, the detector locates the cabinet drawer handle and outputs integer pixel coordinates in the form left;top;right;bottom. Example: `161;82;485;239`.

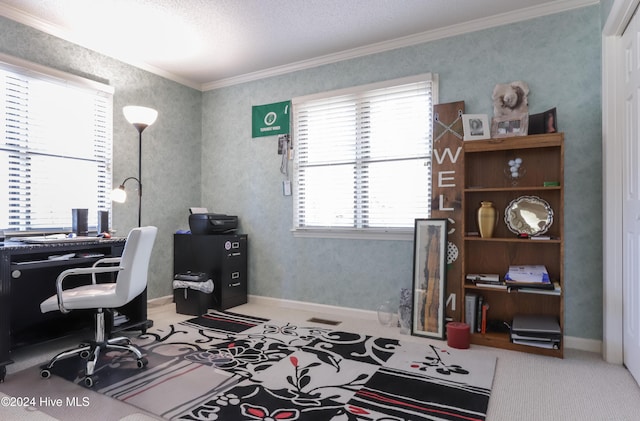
231;272;240;279
229;282;241;287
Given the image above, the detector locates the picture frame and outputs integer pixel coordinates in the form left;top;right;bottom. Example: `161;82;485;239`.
527;107;557;135
462;114;491;141
411;218;448;339
543;107;557;133
491;113;529;138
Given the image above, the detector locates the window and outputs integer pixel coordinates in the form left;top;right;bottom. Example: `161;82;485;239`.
0;54;113;232
292;74;437;239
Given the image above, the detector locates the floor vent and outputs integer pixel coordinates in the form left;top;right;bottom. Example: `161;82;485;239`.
307;317;341;326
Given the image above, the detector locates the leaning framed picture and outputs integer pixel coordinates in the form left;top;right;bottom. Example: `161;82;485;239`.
462;114;491;141
411;218;448;339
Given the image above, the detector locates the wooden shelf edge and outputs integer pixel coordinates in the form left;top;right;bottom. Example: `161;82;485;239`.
464;186;562;192
464;283;562;297
464;236;561;243
470;332;563;358
463;133;564;152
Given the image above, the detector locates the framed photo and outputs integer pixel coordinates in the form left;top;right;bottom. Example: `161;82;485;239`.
543;107;557;133
462;114;491;141
411;218;448;339
527;107;557;135
491;113;529;138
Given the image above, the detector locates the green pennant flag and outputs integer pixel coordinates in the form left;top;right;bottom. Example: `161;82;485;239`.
252;100;291;138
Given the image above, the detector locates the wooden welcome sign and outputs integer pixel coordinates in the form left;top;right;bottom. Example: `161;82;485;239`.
431;101;465;322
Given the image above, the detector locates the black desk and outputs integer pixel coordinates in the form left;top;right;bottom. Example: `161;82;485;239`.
0;238;153;382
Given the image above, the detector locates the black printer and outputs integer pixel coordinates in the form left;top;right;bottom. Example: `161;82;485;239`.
189;213;238;234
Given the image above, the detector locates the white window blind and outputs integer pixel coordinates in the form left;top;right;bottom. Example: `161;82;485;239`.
292;74;437;238
0;56;113;232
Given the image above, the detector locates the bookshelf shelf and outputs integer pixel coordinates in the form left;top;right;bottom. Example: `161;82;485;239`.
464;282;562;296
462;133;564;358
464;237;561;244
469;332;562;357
465;186;562;193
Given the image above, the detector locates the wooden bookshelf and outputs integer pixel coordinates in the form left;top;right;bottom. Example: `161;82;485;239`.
462;133;564;357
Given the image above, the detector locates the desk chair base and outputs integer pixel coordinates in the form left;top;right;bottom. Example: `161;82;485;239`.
40;310;148;387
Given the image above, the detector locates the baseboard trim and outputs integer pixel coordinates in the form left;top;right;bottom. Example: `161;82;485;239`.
149;294;603;354
248;294;379;321
564;335;602;353
148;295;173;307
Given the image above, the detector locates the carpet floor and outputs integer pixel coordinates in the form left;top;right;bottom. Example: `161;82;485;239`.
45;310;496;420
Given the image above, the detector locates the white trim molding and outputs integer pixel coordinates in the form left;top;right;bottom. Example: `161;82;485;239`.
601;0;640;365
248;295;378;322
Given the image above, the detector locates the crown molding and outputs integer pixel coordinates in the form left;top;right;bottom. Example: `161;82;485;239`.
0;0;597;92
0;2;202;91
203;0;597;91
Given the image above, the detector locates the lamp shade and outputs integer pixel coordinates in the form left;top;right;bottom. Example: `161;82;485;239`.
111;186;127;203
123;106;158;128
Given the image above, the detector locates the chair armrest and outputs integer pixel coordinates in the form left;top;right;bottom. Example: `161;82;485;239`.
91;257;122;284
93;256;122;267
55;265;123;313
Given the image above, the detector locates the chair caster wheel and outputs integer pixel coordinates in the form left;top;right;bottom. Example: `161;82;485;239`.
84;376;94;387
40;369;51;379
136;357;148;369
80;350;90;359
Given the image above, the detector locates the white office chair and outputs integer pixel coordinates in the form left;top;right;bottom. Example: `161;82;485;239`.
39;226;158;387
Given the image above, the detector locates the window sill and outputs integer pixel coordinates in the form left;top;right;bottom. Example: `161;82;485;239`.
291;228;414;241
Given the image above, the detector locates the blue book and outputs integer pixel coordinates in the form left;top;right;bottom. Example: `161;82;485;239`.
504;265;551;284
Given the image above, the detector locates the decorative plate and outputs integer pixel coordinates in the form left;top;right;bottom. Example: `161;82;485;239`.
504;195;553;236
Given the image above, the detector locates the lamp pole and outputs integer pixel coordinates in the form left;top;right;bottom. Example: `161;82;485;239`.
136;128;143;228
120;106;158;228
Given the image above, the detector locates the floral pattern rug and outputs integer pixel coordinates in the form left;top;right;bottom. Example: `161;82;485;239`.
48;310;496;420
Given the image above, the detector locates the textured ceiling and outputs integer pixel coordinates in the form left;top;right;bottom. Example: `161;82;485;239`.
0;0;595;90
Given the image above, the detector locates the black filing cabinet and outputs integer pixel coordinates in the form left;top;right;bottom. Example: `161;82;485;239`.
173;234;248;310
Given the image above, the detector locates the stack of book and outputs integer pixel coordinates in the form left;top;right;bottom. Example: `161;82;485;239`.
464;293;490;334
510;314;561;349
466;273;506;289
504;265;553;290
515;281;562;296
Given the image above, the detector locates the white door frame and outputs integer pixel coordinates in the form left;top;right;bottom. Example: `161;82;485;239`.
602;0;639;364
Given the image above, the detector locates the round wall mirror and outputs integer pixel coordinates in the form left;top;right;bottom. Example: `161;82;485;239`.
504;195;553;236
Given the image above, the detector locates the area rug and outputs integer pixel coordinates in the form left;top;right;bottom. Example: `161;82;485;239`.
47;310;496;420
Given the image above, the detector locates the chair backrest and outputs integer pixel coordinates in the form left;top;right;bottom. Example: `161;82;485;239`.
114;226;158;306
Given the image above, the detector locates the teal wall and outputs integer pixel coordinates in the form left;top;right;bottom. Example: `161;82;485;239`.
600;0;615;27
201;5;603;340
0;4;603;340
